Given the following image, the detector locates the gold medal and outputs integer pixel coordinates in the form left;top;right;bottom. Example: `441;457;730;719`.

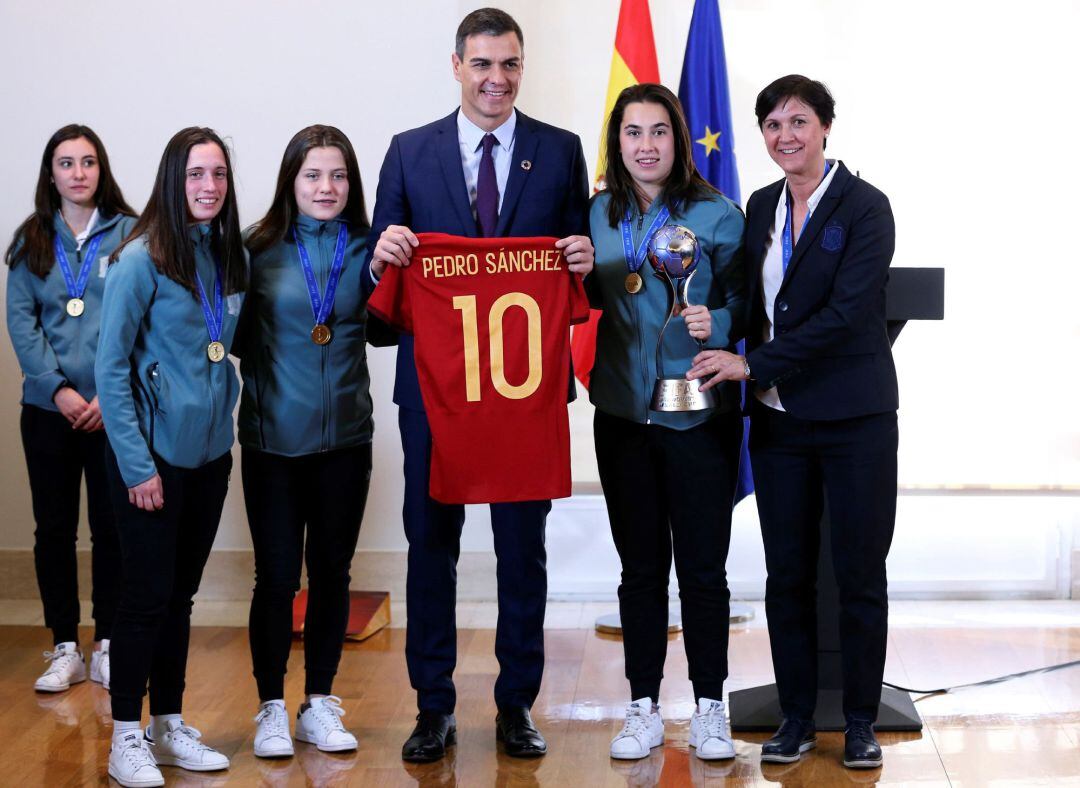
625;272;643;294
66;298;85;317
207;341;226;363
311;324;332;345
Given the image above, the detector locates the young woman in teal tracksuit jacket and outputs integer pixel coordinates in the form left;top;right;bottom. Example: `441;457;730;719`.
588;84;746;763
236;125;381;758
96;127;246;788
5;124;136;695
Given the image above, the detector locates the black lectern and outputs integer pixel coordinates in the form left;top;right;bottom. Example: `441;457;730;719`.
729;267;944;733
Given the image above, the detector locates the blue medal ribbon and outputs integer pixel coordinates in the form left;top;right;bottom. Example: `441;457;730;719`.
620;203;675;275
782;160;831;274
54;232;104;300
194;259;224;344
294;223;348;327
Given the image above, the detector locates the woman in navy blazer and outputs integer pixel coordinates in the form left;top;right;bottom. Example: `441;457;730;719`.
688;75;897;771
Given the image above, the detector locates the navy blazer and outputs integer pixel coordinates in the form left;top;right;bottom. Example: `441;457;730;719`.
744;161;898;420
366;109;590;411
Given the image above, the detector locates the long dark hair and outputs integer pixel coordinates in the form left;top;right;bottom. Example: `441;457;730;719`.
603;83;718;228
246;125;369;256
5;124;136;277
112;127;246;296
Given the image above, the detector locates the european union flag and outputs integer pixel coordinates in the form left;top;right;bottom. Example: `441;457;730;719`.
678;0;740;204
678;0;754;502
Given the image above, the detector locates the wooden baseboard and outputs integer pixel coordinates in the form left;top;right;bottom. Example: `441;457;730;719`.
0;549;500;602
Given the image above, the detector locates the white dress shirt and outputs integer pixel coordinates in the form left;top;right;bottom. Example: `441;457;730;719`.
370;110;519;286
456;108;517;218
756;160;838;411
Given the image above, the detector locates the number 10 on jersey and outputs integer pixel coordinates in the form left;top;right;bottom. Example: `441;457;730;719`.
453;292;542;402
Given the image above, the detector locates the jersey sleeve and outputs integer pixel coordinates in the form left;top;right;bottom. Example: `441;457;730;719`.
568;273;591;325
366;263;413;335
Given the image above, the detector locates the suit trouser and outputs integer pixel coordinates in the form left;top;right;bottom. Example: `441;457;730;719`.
242;444;371;700
399;407;550;714
749;401;897;723
105;447;231;722
20;405;120;644
594;409;741;704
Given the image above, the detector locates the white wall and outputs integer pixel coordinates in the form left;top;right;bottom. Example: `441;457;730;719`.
0;2;1077;593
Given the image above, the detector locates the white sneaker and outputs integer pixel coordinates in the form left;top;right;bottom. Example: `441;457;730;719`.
148;719;230;771
295;695;357;752
34;641;86;692
689;697;736;760
109;730;164;787
254;699;294;758
610;697;665;760
90;640;110;689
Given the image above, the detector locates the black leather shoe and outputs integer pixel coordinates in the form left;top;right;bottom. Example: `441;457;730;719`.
402;710;456;763
843;720;882;769
760;717;816;764
496;706;547;758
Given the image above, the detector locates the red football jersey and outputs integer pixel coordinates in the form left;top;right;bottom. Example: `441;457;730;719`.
368;233;590;504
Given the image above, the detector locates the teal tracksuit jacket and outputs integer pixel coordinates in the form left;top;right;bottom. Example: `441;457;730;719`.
236;215;375;456
6;212;136;408
587;192;746;428
95;225;245;487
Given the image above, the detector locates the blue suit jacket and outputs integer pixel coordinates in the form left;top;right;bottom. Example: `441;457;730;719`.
366;109;590;411
744;161;898;420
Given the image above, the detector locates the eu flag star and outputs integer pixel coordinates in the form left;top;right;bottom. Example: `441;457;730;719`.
696;126;721;156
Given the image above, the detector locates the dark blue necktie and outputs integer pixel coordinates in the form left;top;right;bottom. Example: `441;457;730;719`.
476;133;498;237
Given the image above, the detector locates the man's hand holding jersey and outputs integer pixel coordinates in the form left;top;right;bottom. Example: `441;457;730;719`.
373;225;593;277
554;235;593;275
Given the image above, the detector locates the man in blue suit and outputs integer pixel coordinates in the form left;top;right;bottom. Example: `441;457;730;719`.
367;7;593;763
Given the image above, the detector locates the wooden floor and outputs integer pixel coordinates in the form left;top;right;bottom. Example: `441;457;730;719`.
2;622;1078;786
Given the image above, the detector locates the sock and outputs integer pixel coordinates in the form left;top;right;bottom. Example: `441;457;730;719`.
113;719;142;742
150;713;182;740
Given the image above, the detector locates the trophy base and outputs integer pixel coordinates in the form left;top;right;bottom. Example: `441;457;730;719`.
650;377;718;412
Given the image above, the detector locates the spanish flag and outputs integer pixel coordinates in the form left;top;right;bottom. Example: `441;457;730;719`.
571;0;659;389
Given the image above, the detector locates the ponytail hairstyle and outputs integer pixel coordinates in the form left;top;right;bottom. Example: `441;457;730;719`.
5;124;136;277
112;127;246;296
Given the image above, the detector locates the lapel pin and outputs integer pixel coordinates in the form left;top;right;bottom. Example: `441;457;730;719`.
520;160;532;171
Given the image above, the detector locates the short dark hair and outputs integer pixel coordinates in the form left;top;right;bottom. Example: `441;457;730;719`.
755;74;836;135
455;8;523;58
602;83;718;228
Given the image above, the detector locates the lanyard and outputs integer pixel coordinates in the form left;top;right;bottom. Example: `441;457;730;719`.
53;233;103;299
294;223;348;326
782;160;831;274
620;203;675;274
194;260;224;344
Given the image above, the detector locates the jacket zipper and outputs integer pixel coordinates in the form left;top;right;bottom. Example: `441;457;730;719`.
321;226;333;452
205;359;216;464
137;372;155;454
72;245;85;376
632;215;652;424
